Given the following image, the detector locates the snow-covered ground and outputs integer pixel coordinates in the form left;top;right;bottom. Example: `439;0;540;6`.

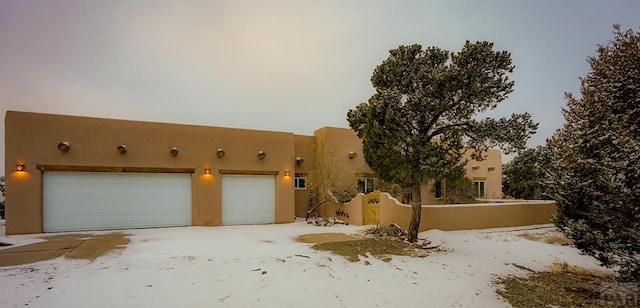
0;220;607;307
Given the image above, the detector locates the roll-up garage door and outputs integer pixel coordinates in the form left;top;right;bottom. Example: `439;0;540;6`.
43;172;192;232
221;175;275;225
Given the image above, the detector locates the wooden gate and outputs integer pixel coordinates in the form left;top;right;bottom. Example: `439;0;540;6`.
364;190;381;225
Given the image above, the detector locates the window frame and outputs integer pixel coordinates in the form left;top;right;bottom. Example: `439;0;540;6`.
435;179;443;199
357;177;376;194
294;174;306;190
473;180;486;198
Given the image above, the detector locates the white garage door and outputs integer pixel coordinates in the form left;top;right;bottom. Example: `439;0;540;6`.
43;172;192;232
221;175;275;225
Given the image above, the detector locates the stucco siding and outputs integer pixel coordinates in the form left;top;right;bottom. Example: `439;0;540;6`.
5;111;296;234
5;111;510;234
378;193;556;231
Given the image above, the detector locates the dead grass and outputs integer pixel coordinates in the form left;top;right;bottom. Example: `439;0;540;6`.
517;230;573;246
495;263;639;307
312;238;437;262
295;233;360;244
361;224;395;237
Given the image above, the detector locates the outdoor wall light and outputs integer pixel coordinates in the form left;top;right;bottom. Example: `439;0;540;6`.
296;157;304;165
488;166;496;171
170;147;179;157
283;170;290;177
348;151;357;159
117;144;128;154
16;164;26;172
57;141;70;153
216;148;225;158
257;150;266;160
204;168;211;174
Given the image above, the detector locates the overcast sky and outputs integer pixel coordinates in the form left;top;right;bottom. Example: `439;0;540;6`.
2;0;640;176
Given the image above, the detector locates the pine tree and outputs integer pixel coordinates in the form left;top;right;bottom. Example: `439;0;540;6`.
348;42;538;242
503;146;550;200
546;25;640;281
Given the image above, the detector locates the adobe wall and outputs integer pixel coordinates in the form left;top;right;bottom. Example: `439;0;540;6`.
379;193;557;232
5;111;296;234
294;135;314;217
420;148;503;204
319;193;364;225
463;149;503;199
314;126;370;174
300;127;373;219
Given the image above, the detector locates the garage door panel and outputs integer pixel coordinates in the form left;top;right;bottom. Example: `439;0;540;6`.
221;175;275;225
43;172;192;232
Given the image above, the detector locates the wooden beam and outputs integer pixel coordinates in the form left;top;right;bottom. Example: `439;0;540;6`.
218;169;280;176
37;165;195;173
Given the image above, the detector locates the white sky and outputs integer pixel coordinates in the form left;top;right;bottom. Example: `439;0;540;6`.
2;0;640;175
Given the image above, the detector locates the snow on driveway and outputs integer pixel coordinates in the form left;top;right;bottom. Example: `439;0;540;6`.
0;220;606;307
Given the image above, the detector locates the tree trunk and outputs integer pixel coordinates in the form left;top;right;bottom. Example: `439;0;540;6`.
407;186;422;243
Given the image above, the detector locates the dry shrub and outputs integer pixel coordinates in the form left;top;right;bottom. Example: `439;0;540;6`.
312;238;414;262
363;224;393;237
517;231;573;246
307;140;357;205
495;263;639;307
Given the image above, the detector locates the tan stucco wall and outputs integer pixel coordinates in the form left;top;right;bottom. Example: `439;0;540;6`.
420;149;503;204
420;181;438;205
464;149;503;199
313;127;371;175
378;193;556;231
294;127;504;217
5;111;511;234
5;111;296;234
321;193;364;225
294;135;314;217
297;127;373;219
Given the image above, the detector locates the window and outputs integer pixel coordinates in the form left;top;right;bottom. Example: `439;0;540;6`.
435;179;443;199
474;180;485;198
357;178;376;194
294;174;306;190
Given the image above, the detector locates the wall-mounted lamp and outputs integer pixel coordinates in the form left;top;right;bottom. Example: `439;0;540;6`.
170;147;179;157
16;164;26;172
204;168;211;174
57;141;70;153
472;165;479;170
488;166;496;171
296;157;304;165
117;144;128;154
283;170;290;177
257;150;266;160
216;148;225;158
348;151;357;159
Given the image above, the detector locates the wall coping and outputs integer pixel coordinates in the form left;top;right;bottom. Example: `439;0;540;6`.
380;192;555;209
421;201;556;208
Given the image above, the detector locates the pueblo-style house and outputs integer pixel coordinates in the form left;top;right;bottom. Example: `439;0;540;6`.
4;111;502;234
